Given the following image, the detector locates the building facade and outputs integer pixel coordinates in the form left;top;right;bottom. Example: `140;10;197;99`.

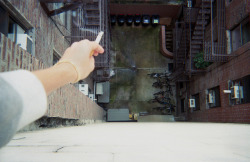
172;0;250;123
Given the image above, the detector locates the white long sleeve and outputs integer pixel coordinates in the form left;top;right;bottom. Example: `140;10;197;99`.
0;70;47;148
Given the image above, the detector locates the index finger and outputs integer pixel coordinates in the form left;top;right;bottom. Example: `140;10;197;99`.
89;41;104;54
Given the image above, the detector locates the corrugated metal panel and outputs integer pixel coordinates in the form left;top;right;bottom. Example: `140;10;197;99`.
107;109;129;121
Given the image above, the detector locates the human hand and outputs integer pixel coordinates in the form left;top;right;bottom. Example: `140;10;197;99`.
59;40;104;82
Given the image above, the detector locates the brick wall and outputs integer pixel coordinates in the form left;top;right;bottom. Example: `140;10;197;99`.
226;0;249;30
7;0;69;66
0;0;104;121
188;42;250;123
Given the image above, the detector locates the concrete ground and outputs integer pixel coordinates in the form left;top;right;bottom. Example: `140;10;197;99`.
108;25;174;114
1;123;250;162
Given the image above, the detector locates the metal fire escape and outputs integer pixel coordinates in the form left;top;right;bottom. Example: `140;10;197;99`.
186;0;212;75
71;0;110;69
204;0;231;62
172;0;230;81
40;0;111;81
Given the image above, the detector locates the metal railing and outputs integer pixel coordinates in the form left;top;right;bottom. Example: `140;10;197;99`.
70;0;110;69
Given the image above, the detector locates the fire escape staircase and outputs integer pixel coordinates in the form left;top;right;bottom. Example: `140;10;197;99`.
186;0;212;74
169;23;190;82
84;1;100;26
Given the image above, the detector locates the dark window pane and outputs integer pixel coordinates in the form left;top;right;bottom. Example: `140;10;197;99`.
243;75;250;103
242;21;250;45
193;94;200;111
231;25;241;51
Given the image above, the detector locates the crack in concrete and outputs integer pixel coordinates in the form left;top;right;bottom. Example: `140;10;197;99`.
53;146;65;153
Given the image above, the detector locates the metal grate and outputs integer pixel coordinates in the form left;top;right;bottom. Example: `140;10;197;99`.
204;0;229;62
183;7;199;23
70;0;110;68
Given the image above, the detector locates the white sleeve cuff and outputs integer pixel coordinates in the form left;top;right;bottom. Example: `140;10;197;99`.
1;70;47;130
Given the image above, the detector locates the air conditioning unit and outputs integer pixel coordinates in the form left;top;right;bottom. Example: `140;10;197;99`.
96;83;104;95
79;84;88;95
189;99;195;108
88;94;94;101
231;86;244;99
16;34;33;54
208;92;215;104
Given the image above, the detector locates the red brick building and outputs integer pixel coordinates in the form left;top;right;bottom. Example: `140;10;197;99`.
171;0;250;123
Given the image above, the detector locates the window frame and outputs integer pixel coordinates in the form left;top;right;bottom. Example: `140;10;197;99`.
230;17;250;52
207;86;221;108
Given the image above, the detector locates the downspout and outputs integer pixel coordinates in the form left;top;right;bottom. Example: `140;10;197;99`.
160;26;174;59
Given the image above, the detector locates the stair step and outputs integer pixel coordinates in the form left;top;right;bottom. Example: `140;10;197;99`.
201;3;211;8
191;41;203;45
86;15;99;18
202;0;214;2
195;25;204;30
193;35;203;39
199;9;211;14
196;20;208;25
191;49;200;54
197;15;210;20
165;35;173;38
165;31;172;34
191;45;201;49
193;31;203;35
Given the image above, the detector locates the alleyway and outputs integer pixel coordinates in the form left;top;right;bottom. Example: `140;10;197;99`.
107;25;174;114
1;123;250;162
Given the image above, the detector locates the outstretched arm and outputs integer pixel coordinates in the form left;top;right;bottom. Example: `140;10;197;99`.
32;40;104;95
0;40;104;149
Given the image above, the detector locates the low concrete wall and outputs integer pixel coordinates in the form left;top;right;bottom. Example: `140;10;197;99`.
138;115;175;122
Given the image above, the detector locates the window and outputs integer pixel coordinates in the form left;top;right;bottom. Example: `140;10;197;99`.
231;18;250;52
53;50;61;65
192;93;200;111
229;75;250;105
207;86;221;108
0;6;33;54
53;3;70;30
